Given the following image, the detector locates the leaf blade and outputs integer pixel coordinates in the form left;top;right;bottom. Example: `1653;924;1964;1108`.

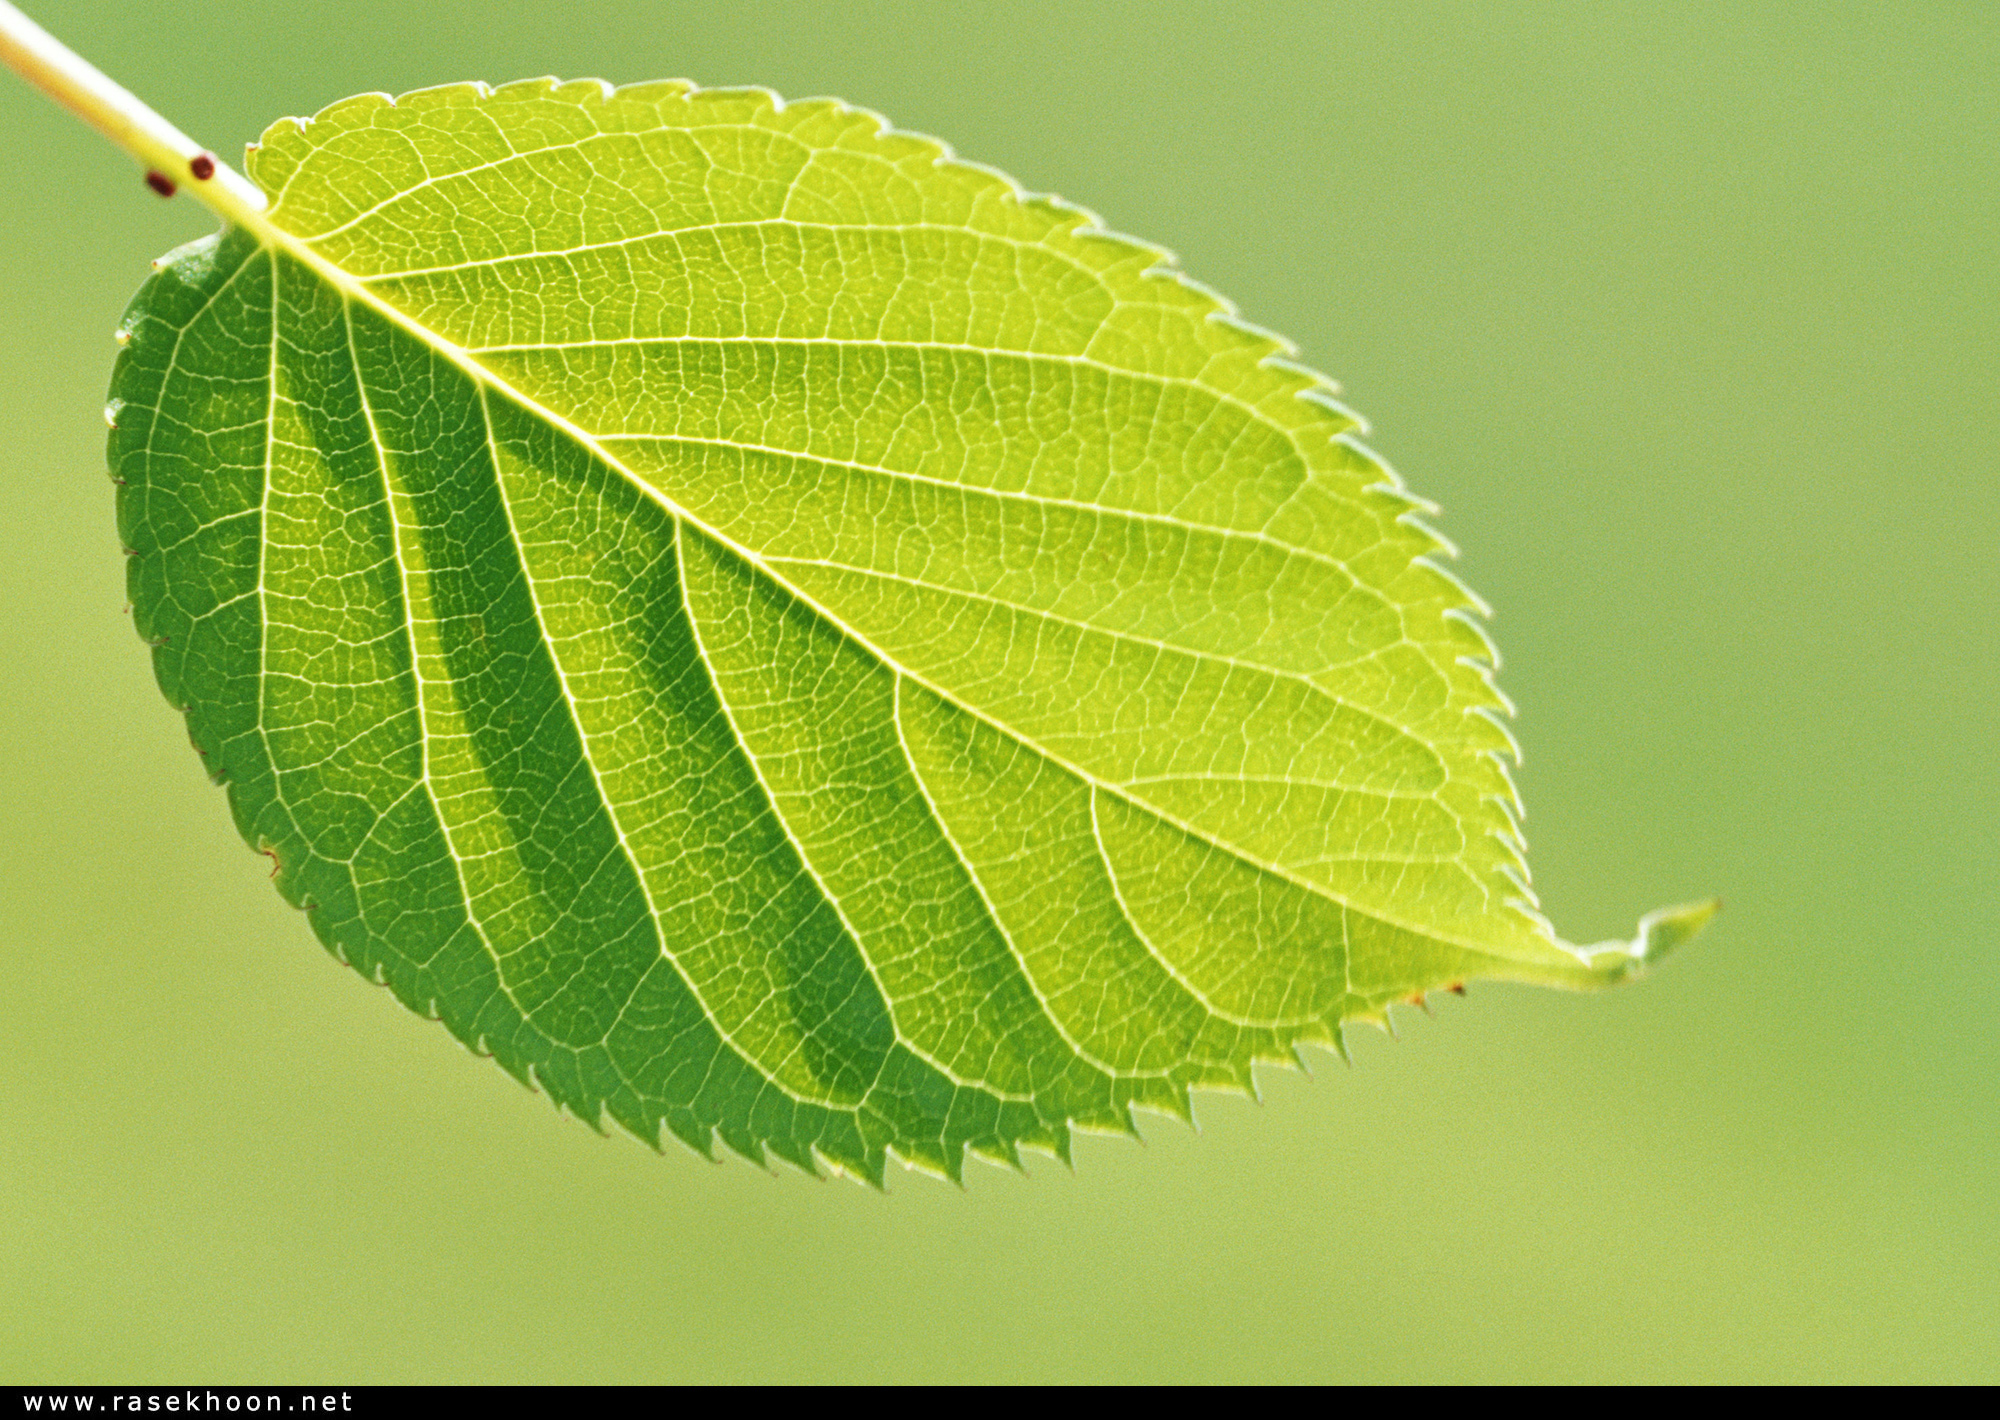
108;78;1705;1178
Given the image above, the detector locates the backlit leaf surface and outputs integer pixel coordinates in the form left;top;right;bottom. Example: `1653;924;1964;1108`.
107;80;1707;1181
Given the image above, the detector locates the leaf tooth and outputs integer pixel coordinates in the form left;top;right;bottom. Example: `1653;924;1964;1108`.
972;1137;1027;1175
890;1142;966;1188
1444;606;1506;672
488;1045;542;1099
1398;512;1462;561
1328;1022;1355;1066
1505;893;1562;942
856;1158;891;1190
682;82;786;124
1295;384;1366;428
549;77;617;104
601;1102;664;1155
1126;1089;1190;1130
1246;351;1364;429
1194;1064;1259;1108
1208;310;1303;362
1471;703;1526;766
1495;858;1540;907
1139;262;1233;311
1488;779;1530;845
1250;1038;1312;1079
575;1099;612;1140
812;1123;892;1186
1362;477;1441;515
659;1117;718;1163
1046;1123;1076;1170
604;77;699;108
1008;1114;1073;1164
711;1117;767;1172
297;89;395;133
1334;433;1438;511
1059;206;1178;266
1489;832;1535;907
1469;671;1523;725
755;1131;818;1179
1411;553;1497;620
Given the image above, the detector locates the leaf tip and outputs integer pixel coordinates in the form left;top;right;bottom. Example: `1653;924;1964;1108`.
1631;897;1720;969
1568;898;1720;986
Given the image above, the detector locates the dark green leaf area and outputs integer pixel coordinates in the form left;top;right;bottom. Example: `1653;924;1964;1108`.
108;235;1187;1180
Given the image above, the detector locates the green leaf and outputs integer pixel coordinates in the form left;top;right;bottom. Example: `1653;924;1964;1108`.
106;79;1710;1182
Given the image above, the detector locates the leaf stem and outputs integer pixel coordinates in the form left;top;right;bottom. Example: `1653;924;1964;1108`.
0;0;266;222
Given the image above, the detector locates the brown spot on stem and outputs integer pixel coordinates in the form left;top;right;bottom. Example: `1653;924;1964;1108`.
144;170;175;198
189;152;216;181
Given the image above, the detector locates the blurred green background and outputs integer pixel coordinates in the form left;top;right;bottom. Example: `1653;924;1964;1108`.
2;0;1994;1384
